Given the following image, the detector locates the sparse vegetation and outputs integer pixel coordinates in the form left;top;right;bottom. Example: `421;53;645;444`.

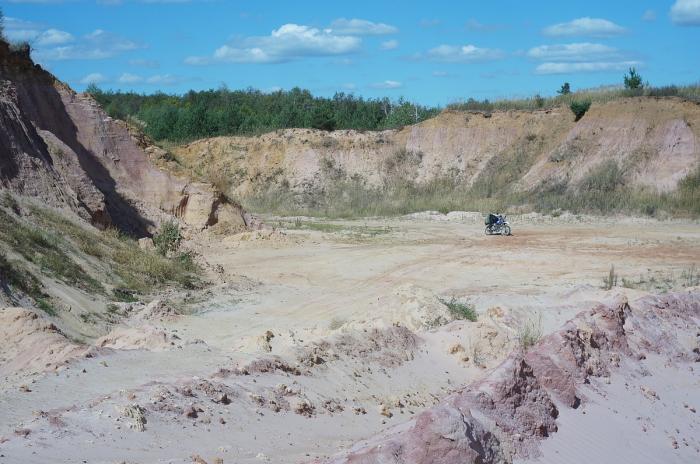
440;297;478;322
1;200;201;299
153;220;182;256
517;313;543;350
246;160;700;219
569;100;591;121
621;265;699;292
558;82;571;95
603;265;618;290
0;208;103;293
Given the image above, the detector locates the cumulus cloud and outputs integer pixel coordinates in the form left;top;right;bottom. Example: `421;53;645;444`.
79;72;107;84
36;29;74;46
329;18;398;35
118;72;143;84
369;80;402;89
380;39;399;50
415;44;504;63
116;72;188;86
542;17;626;37
535;61;641;74
670;0;700;25
527;42;641;74
33;29;142;60
3;17;45;42
527;43;620;62
185;23;361;64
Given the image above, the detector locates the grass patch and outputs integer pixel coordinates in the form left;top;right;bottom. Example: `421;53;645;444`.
440;297;478;322
0;208;103;293
517;313;543;351
621;265;700;292
246;164;700;219
2;201;201;299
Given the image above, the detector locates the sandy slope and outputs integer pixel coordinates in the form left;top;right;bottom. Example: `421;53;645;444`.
1;214;699;463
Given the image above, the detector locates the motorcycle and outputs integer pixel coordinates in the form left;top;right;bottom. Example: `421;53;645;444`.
485;215;511;236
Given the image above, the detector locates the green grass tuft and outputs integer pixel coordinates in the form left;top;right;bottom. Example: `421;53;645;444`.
440;297;478;322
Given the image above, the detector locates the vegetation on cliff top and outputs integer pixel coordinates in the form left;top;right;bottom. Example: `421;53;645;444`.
88;85;440;142
88;78;700;144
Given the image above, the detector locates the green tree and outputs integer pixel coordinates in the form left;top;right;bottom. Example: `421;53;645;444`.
557;82;571;95
624;68;643;90
0;7;4;40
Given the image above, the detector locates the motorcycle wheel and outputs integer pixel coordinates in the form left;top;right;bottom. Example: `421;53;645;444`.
503;225;511;236
485;226;492;235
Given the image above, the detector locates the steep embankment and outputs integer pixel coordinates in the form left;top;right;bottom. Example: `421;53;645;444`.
0;40;247;235
0;40;253;343
173;98;699;208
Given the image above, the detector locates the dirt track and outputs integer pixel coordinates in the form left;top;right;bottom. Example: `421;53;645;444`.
1;214;699;463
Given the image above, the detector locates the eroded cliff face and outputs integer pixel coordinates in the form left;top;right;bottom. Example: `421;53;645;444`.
0;41;247;235
173;98;700;199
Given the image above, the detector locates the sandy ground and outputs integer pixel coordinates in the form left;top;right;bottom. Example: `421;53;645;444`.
1;214;699;463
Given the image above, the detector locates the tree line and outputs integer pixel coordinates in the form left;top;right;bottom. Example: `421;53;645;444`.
87;85;441;142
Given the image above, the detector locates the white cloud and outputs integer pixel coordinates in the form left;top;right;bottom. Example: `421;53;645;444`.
527;43;620;62
418;44;504;63
542;17;626;37
79;72;107;84
33;29;142;60
670;0;700;25
36;28;74;46
186;23;360;64
369;80;402;89
535;61;641;74
380;39;399;50
145;74;186;85
115;72;187;86
642;9;657;21
3;17;44;42
329;18;398;35
118;72;143;84
528;42;640;74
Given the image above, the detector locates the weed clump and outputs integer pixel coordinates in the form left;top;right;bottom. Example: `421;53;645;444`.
153;220;181;256
517;313;543;351
440;297;478;322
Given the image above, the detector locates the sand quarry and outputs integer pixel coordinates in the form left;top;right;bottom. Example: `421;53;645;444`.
1;212;699;463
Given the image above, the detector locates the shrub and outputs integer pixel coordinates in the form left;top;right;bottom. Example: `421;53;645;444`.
558;82;571;95
153;220;181;256
569;100;591;121
440;297;478;322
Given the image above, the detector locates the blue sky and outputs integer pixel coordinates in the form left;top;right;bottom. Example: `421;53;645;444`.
1;0;698;105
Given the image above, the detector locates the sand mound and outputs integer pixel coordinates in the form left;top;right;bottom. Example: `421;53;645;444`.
95;325;175;352
358;283;456;331
0;307;91;382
